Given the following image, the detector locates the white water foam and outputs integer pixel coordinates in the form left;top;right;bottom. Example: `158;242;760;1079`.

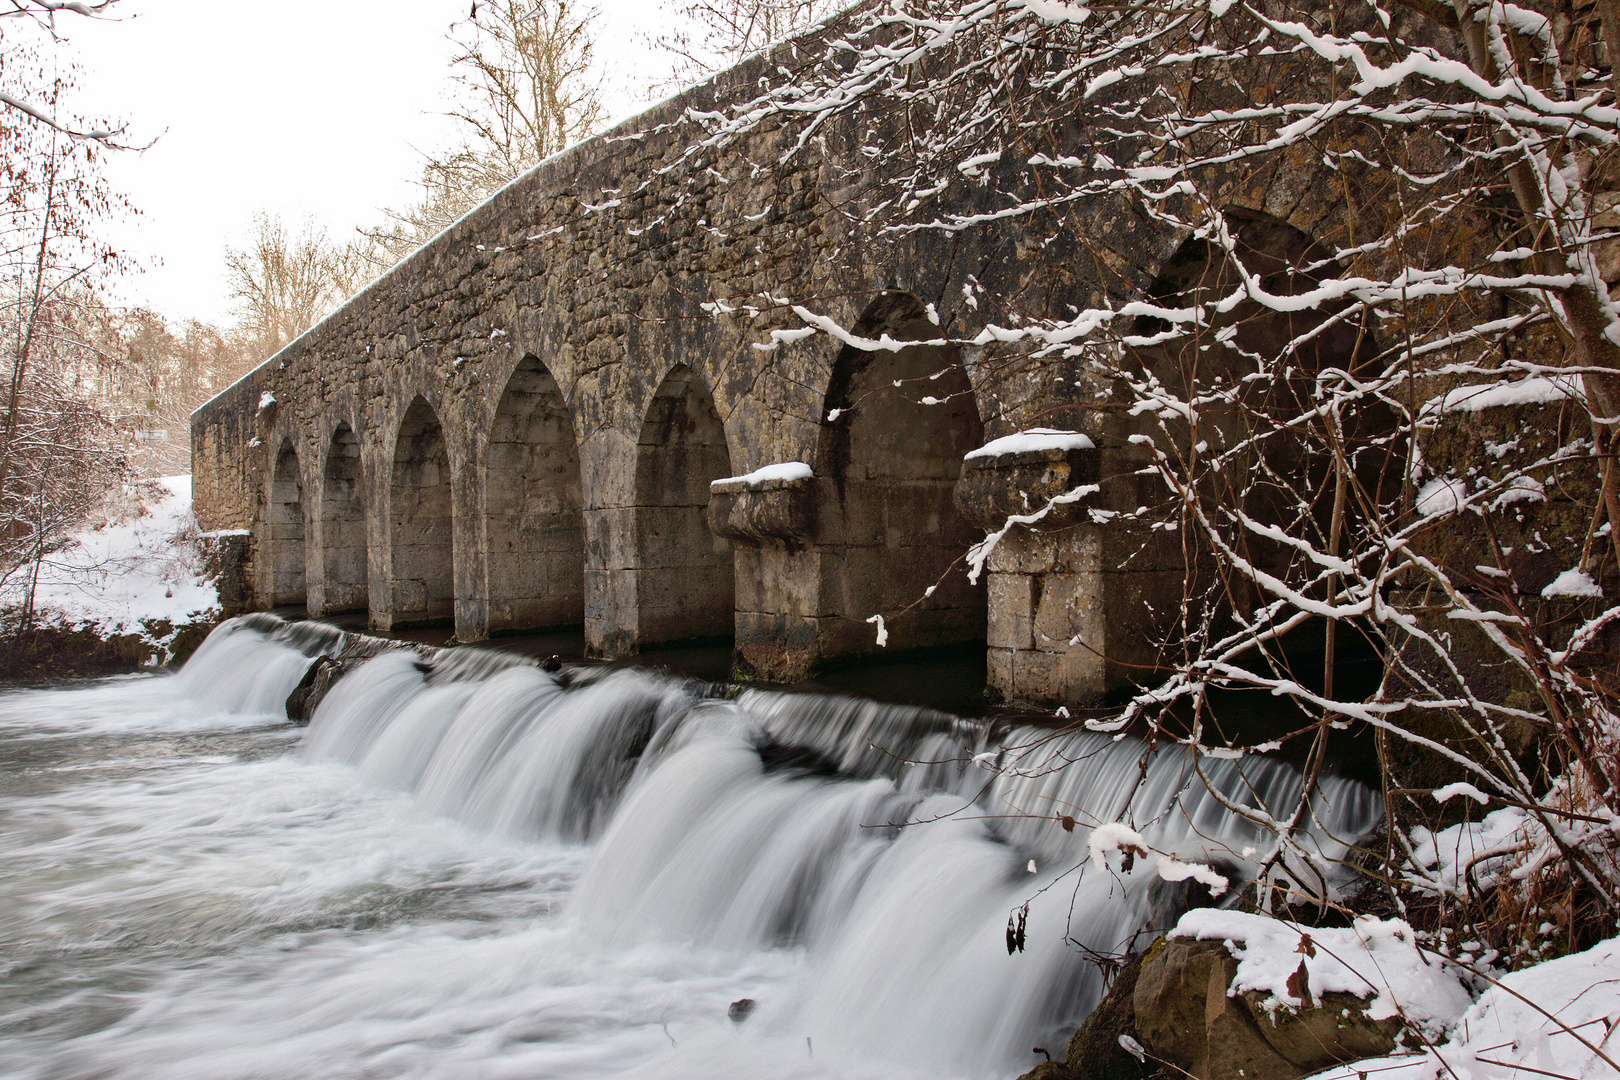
0;617;1381;1079
0;617;317;735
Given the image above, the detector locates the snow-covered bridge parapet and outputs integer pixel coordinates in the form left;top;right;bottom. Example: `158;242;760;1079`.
188;8;1480;707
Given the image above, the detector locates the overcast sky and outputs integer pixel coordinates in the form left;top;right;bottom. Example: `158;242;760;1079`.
61;1;683;326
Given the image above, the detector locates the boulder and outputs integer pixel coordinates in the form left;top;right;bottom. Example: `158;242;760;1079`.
284;654;345;723
1133;937;1406;1080
1064;951;1154;1080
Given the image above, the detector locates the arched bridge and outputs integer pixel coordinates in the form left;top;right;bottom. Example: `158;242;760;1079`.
191;31;1389;707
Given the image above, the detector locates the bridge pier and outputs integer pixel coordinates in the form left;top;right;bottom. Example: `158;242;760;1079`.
952;441;1184;707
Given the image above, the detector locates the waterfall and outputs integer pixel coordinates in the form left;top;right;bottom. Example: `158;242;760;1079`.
170;616;1382;1076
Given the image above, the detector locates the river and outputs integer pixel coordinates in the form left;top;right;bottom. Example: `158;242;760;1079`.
0;617;1379;1079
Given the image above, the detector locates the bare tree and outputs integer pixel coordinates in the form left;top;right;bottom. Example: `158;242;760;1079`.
654;0;845;86
0;98;127;624
362;0;605;268
109;310;250;476
0;0;135;147
225;213;365;365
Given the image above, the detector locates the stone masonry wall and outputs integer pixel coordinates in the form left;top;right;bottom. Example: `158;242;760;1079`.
191;11;1457;705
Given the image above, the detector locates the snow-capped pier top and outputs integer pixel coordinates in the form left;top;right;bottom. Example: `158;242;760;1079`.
964;428;1095;462
710;461;814;490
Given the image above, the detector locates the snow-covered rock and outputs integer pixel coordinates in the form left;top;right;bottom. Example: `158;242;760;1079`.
710;461;813;488
1307;935;1620;1080
1416;476;1469;518
1172;910;1471;1038
1543;567;1603;599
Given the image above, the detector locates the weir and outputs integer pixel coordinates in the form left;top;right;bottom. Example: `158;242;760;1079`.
170;615;1381;1076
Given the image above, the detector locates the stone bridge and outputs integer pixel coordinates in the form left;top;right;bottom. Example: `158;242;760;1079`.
191;21;1389;708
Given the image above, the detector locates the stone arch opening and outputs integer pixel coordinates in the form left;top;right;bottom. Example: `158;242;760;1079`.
486;356;584;633
634;363;734;645
389;396;454;626
816;290;986;657
1125;208;1388;703
1127;208;1387;535
321;422;368;614
268;439;306;608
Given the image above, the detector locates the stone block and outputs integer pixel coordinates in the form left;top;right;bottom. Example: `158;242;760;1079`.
987;528;1059;575
579;430;637;510
707;473;817;547
583;507;637;570
584;567;636;656
986;646;1015;702
987;573;1037;650
391;578;428;616
953;444;1100;531
1033;572;1098;649
735;611;819;680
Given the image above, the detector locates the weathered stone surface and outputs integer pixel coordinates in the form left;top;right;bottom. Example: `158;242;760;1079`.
0;618;216;680
1014;1061;1074;1080
707;474;817;547
1133;938;1406;1080
188;7;1497;707
198;531;252;617
1383;395;1618;806
1062;952;1154;1080
285;654;343;724
953;446;1100;532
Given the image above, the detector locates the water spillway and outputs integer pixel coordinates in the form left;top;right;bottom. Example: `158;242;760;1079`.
0;617;1380;1079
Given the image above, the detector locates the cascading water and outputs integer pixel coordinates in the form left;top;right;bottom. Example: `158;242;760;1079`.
0;616;1380;1080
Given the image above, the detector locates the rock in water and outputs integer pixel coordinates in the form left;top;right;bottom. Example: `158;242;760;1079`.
285;655;342;724
728;998;756;1023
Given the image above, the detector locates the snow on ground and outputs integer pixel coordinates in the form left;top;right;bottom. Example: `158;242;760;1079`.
1407;807;1529;895
2;475;219;644
1305;935;1620;1080
1172;910;1472;1039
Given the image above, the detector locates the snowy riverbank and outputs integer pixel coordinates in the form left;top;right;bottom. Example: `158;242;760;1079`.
0;475;222;676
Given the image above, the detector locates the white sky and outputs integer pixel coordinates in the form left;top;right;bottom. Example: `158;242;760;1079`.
60;1;684;326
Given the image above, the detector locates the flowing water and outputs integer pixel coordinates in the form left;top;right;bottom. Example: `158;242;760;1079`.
0;617;1381;1080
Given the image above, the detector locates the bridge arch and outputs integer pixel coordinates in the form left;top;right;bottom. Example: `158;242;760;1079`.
486;356;584;634
1127;207;1382;524
815;290;986;656
389;395;455;626
320;421;368;615
267;438;307;609
634;363;735;646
